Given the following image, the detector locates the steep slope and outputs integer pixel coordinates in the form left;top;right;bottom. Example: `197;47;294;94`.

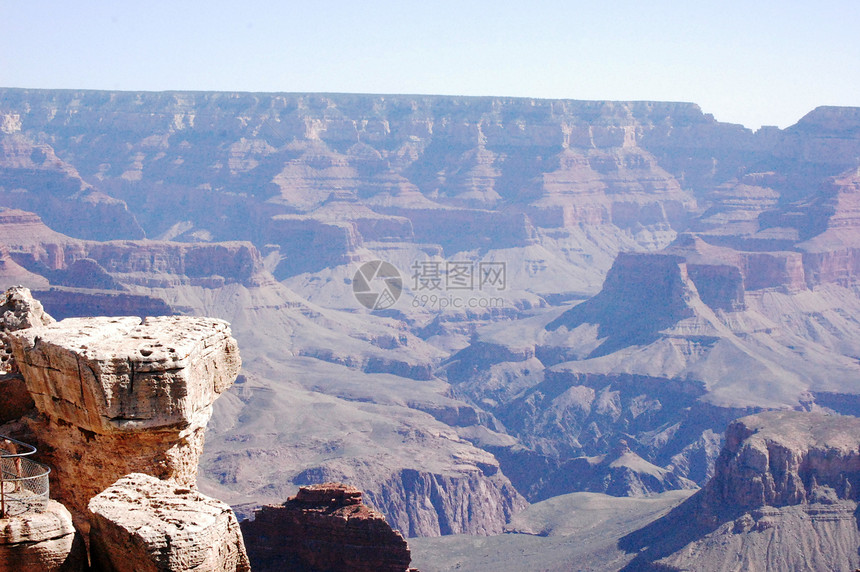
445;221;860;498
0;132;143;240
620;411;860;571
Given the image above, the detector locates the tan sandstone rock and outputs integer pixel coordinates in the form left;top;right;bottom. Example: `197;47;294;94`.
0;285;54;374
0;286;52;424
6;314;241;529
88;473;249;572
0;499;86;571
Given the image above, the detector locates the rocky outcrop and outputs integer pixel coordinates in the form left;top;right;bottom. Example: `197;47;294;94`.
545;252;696;357
704;411;860;510
88;473;249;572
6;314;241;528
359;467;527;538
0;287;53;422
240;483;412;572
0;499;86;572
0;286;55;374
619;411;860;571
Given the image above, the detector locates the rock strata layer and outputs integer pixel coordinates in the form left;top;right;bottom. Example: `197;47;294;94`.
6;314;241;528
88;473;250;572
704;410;860;510
620;411;860;571
241;483;414;572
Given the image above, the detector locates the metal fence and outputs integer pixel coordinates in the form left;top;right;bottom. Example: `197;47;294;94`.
0;435;50;517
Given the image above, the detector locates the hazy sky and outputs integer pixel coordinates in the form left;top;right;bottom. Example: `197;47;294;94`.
2;1;858;129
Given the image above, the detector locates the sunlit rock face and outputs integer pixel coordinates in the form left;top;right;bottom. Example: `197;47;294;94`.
0;499;87;572
88;473;250;572
7;314;241;528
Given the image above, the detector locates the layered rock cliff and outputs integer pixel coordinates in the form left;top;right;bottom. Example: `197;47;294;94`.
4;89;860;550
620;411;860;571
704;411;860;511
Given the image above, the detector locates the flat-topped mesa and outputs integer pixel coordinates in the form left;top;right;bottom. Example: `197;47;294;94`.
620;411;860;571
291;483;364;507
241;483;414;572
704;410;860;511
5;313;241;530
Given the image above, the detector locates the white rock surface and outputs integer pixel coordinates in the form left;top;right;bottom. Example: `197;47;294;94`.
6;314;241;531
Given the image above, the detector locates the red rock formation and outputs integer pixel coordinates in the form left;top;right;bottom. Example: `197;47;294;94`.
241;483;414;572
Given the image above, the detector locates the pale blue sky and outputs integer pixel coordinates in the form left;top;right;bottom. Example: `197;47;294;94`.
1;1;858;129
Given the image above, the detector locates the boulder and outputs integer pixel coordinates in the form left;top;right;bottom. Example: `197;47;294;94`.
0;499;86;571
88;473;249;572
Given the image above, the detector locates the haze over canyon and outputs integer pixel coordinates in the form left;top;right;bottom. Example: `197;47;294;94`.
3;88;860;570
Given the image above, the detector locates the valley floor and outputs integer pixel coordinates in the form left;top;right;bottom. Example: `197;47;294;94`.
409;489;695;572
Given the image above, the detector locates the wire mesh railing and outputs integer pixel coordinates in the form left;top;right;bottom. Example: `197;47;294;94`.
0;435;50;517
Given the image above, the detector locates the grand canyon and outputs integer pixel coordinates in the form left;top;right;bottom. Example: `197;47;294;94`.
2;88;860;570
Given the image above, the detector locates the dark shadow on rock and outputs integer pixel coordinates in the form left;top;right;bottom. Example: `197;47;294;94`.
616;490;743;571
545;253;695;360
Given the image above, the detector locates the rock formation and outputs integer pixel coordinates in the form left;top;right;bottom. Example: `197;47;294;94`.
0;287;53;423
88;473;249;572
704;411;860;510
0;135;144;241
0;499;86;572
240;483;413;572
620;411;860;571
6;313;241;529
0;285;54;374
531;440;697;501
